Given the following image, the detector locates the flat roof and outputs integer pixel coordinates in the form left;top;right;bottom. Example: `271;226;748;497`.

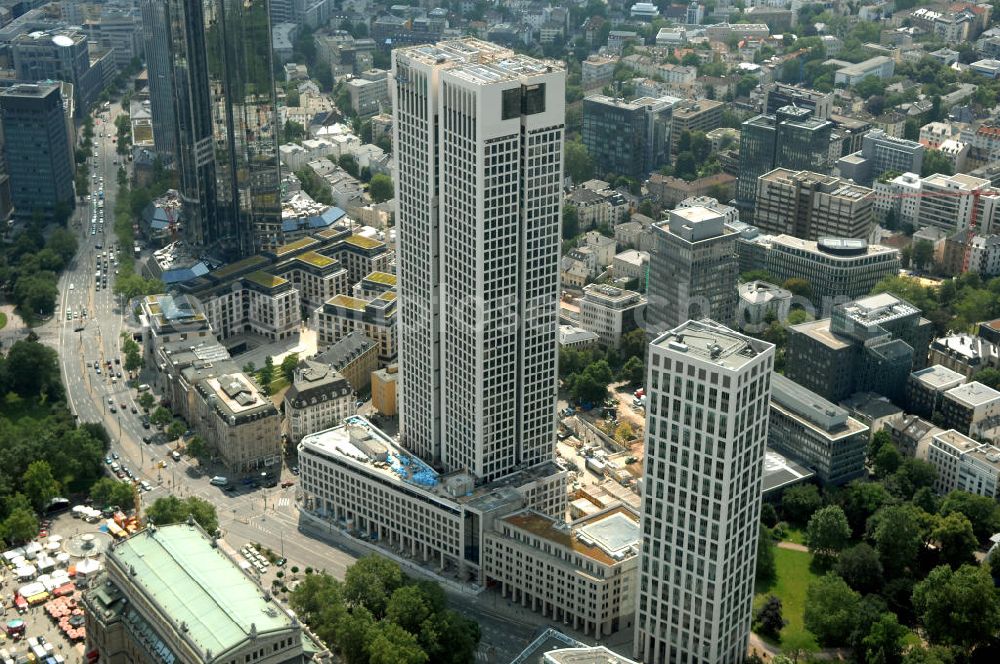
503;507;639;566
244;271;287;289
327;294;367;311
911;365;966;391
294;250;336;268
791;319;851;350
344;234;384;250
274;237;319;257
364;271;397;286
945;381;1000;408
652;320;771;371
110;524;296;659
763;447;815;494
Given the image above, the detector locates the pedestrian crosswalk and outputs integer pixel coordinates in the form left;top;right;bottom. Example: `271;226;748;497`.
277;497;291;507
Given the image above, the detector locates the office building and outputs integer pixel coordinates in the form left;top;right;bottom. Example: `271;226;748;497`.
316;292;397;364
940;381;1000;438
347;69;390;116
837;130;924;188
284;360;353;443
927;429;1000;498
764;84;833;120
635;320;775;664
392;39;564;481
736;232;901;308
905;365;966;419
167;0;282;257
83;523;308;664
192;372;282;472
647;206;738;337
579;284;646;347
768;374;869;486
299;416;567;581
786;293;934;403
483;506;639;638
582;55;617;90
313;331;379;393
139;0;176;160
754;169;875;240
0;83;74;221
829;56;895;86
670;99;725;155
582;95;676;179
11;29;100;116
736;106;833;217
918;173;1000;234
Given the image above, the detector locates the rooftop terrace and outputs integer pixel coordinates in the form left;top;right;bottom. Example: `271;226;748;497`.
653;320;772;371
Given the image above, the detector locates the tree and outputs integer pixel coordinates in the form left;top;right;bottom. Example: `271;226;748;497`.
565;140;594;182
124;347;143;372
806;505;851;560
836;543;884;594
782;277;812;300
138;392;156;411
913;564;1000;648
145;496;218;533
862;612;908;664
336;607;375;664
873;443;903;479
931;512;977;569
185;436;208;460
22;460;60;512
562;204;579;240
939;490;1000;542
754;595;786;639
338;154;360;177
568;360;614;405
90;477;135;508
871;504;930;577
259;356;275;386
867;429;894;466
921;150;954;177
973;367;1000;390
619;356;645;385
890;458;937;500
368;621;429;664
343;555;405;619
911;240;935;271
167;420;185;441
386;585;434;634
804;573;862;646
283;120;306;142
1;504;38;544
5;339;62;400
673;151;698;181
150;406;173;427
781;484;822;526
281;354;299;383
756;524;776;583
369;174;394;203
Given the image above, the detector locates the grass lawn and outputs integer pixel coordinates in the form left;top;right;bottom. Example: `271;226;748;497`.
754;547;821;652
780;526;807;545
0;311;7;330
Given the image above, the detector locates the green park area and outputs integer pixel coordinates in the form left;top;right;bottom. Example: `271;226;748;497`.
754;547;821;653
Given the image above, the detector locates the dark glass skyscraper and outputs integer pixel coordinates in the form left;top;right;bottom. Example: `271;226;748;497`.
166;0;281;258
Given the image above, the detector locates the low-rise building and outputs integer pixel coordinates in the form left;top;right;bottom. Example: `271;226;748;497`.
347;69;390;116
612;250;649;282
928;333;1000;378
371;364;398;416
284;360;353;443
582;55;617;90
886;414;944;458
579;284;645;347
905;365;967;419
828;55;895;86
83;523;309;664
737;280;792;333
768;374;869;486
483;506;639;638
841;391;904;441
927;429;1000;498
312;331;379;393
940;381;1000;439
559;325;600;350
192;372;282;472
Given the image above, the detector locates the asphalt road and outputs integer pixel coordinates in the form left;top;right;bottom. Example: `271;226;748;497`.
36;103;569;663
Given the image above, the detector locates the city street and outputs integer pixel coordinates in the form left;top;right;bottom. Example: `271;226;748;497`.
34;102;576;663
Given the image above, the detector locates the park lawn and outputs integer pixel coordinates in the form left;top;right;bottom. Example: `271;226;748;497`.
781;526;807;545
0;311;7;330
754;547;821;652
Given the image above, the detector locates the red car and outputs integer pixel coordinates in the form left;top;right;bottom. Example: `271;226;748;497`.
281;480;295;488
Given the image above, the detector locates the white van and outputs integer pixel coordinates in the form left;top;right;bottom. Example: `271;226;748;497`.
209;476;228;486
137;384;151;392
172;451;181;461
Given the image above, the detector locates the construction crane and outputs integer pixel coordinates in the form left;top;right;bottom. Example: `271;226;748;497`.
890;187;985;273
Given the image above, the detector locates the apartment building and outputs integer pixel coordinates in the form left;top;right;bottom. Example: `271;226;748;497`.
918;173;1000;234
768;374;869;486
83;524;307;664
872;172;922;225
647;206;738;337
312;331;379;393
928;429;1000;498
906;365;967;419
736;231;901;308
284;360;353;443
199;271;301;342
580;284;646;347
940;381;1000;438
298;417;568;582
371;364;398;416
316;292;397;364
928;333;1000;378
483;506;639;638
635;320;774;664
754;169;875;240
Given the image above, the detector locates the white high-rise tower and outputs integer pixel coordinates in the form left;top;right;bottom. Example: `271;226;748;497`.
391;39;565;482
635;320;774;664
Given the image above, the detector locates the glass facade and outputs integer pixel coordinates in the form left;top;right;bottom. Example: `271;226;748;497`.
168;0;281;259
